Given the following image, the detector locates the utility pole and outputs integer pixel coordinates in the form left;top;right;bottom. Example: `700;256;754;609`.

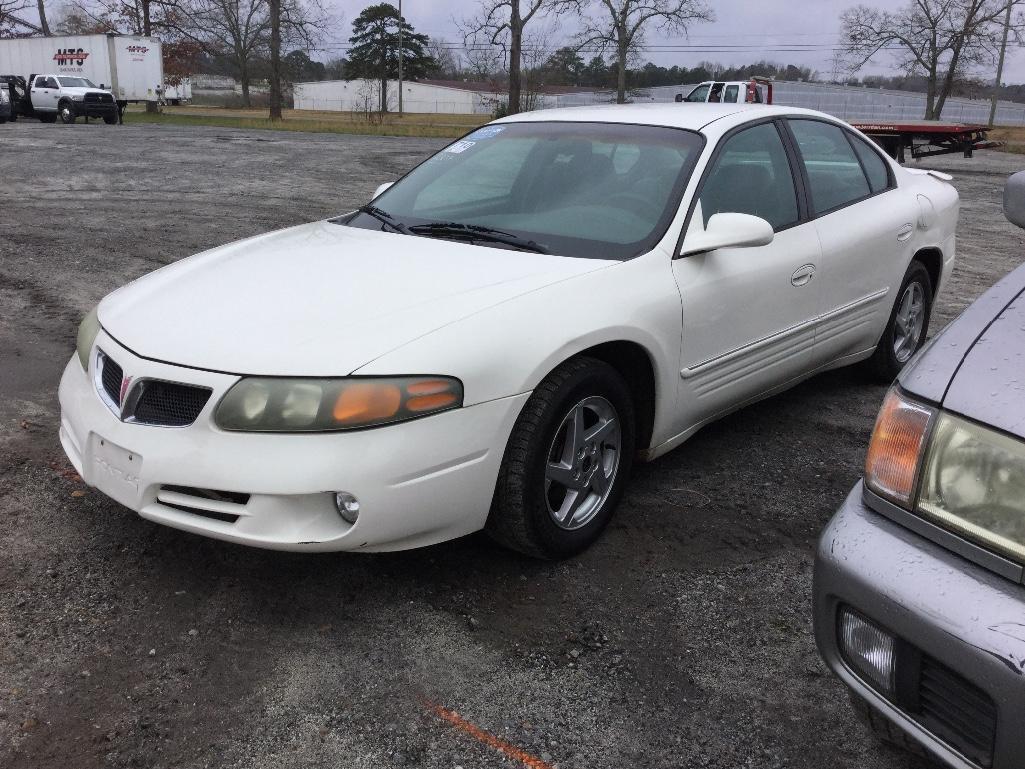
989;0;1013;127
397;0;404;116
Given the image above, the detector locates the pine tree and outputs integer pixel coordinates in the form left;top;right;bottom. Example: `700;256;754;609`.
346;3;434;112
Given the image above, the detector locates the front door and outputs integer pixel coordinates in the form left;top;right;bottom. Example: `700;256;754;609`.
672;120;822;428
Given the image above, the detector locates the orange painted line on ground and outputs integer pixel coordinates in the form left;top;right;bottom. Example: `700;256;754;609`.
427;702;555;769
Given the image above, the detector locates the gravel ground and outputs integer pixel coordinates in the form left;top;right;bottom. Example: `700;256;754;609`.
1;120;1023;769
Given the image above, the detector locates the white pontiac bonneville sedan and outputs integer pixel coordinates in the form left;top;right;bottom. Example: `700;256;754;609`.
60;103;958;558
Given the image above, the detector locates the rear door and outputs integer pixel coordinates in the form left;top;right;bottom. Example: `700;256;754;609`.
672;119;821;424
785;118;919;365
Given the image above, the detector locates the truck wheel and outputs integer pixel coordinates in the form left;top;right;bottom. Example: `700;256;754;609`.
58;100;76;124
487;356;635;559
103;112;117;125
39;112;57;124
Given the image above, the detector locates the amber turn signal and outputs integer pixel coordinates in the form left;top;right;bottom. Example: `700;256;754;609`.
864;388;935;507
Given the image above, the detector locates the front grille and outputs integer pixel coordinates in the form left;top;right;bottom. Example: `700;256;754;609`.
100;354;123;404
84;92;114;104
916;655;997;767
132;381;211;427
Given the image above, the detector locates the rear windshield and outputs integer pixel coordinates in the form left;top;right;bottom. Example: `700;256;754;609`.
347;122;704;260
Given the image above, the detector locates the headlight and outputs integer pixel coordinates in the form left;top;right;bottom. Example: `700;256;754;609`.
864;387;935;506
215;376;463;432
918;413;1025;562
76;306;100;370
71;94;84;101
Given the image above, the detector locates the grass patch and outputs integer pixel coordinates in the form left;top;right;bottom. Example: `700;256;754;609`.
123;109;481;138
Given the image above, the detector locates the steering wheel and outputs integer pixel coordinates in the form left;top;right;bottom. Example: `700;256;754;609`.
605;192;652;217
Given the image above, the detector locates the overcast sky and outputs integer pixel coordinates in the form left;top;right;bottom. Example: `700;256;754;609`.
325;0;1025;84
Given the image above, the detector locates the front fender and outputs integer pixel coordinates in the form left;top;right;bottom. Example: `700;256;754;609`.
354;249;684;448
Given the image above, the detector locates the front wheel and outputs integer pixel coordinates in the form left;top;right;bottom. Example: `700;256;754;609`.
103;112;117;125
38;112;57;123
866;261;933;382
58;100;76;124
487;356;635;559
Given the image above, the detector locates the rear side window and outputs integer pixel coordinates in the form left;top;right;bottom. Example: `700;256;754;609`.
698;122;799;231
789;119;870;214
723;85;739;103
848;133;891;193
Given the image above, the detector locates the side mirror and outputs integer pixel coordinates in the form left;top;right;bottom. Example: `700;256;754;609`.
1004;171;1025;229
679;213;774;257
372;181;394;200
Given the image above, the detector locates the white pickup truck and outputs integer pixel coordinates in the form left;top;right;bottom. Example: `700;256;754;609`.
28;73;119;124
675;78;772;105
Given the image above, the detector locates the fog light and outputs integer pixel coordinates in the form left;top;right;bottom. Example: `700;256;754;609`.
838;608;896;695
334;492;360;524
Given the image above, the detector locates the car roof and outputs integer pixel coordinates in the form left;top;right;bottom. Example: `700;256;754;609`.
494;102;834;135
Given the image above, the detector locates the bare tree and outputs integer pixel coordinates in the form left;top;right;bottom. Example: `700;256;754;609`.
574;0;713;103
840;0;1014;119
461;0;564;114
36;0;50;33
0;0;32;34
426;36;460;78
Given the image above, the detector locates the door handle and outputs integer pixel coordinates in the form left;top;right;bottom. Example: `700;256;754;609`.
791;264;816;287
897;223;914;241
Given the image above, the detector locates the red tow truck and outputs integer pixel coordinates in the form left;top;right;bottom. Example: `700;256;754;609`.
676;78;1003;161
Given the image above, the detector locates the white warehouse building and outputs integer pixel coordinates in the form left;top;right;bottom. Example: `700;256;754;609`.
293;78;592;115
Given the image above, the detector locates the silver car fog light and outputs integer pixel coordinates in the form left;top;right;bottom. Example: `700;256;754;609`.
838;608;896;696
334;492;360;524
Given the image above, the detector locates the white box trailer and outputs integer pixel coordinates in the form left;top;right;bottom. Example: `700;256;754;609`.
0;34;163;103
160;78;192;105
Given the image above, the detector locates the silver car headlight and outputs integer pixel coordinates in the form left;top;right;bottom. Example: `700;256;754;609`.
71;94;84;101
917;413;1025;562
76;306;101;370
215;376;463;432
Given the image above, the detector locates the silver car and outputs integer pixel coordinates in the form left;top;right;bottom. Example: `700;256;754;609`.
814;172;1025;769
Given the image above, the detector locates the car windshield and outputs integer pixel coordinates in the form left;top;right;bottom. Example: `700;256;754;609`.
57;77;97;88
344;122;704;259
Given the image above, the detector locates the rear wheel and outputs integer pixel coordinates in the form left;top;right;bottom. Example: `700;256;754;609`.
866;261;933;382
487;356;635;559
58;100;76;124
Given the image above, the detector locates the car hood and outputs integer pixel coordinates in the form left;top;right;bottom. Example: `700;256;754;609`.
902;263;1025;438
99;221;611;376
64;87;111;96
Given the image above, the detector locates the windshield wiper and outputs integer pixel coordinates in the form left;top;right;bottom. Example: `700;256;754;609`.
357;204;411;235
408;222;550;254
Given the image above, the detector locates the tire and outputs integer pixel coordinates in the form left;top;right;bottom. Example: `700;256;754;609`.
848;693;935;762
487;356;636;559
38;112;57;124
103;112;117;125
865;261;933;382
58;100;76;124
0;117;6;124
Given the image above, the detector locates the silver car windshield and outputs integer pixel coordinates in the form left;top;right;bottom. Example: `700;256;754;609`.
57;77;97;88
351;122;704;260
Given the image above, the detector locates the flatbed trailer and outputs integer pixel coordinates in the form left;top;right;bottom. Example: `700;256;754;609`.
846;121;1003;162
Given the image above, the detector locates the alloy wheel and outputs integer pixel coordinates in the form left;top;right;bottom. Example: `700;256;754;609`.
893;282;926;363
544;395;621;531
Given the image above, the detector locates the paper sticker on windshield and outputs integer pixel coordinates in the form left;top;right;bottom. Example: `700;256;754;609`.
469;126;505;140
446;140;476;154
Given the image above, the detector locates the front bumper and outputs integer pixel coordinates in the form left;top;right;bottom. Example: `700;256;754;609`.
59;331;528;552
814;482;1025;769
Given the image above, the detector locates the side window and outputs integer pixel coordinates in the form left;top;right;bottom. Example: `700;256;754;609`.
789;119;871;214
698;122;799;231
708;82;725;102
45;77;59;89
723;85;739;103
848;132;891;194
685;84;709;102
34;76;47;88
